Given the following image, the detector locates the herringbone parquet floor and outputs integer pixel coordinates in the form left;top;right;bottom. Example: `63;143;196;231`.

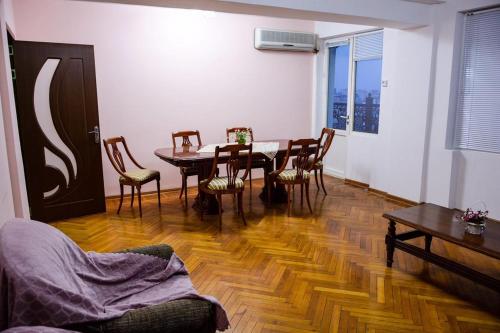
51;176;500;332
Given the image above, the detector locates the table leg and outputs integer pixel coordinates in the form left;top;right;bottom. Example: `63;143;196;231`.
425;234;432;252
258;156;288;203
385;219;396;267
192;162;220;215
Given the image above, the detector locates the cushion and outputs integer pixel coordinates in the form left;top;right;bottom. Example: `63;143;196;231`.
292;156;322;168
277;169;310;181
120;169;159;182
202;177;244;190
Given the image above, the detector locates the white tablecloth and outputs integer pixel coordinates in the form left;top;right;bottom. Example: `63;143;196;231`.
196;141;280;160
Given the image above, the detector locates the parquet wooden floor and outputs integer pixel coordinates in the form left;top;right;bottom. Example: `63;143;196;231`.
51;176;500;332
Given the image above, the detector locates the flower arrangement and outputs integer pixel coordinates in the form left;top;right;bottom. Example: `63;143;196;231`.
234;129;248;144
460;208;488;224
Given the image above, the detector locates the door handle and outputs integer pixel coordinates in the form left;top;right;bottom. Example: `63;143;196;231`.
339;115;350;124
88;126;100;144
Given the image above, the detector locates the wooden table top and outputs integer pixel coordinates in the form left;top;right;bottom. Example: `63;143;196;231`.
383;203;500;259
154;139;291;166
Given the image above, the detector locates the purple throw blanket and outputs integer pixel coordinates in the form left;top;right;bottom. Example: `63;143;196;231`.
0;219;229;331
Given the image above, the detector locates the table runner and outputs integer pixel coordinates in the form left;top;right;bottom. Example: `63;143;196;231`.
197;141;280;160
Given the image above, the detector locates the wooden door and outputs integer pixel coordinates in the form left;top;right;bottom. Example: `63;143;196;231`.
12;41;105;221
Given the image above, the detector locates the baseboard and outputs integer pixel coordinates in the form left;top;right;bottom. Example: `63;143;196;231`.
344;178;419;207
344;178;369;189
323;166;345;179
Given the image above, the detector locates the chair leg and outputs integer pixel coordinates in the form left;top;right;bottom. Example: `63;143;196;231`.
217;193;223;231
117;183;124;214
137;186;142;218
131;186;135;207
179;175;185;199
184;177;188;207
249;170;252;191
300;183;304;206
320;167;327;195
314;169;319;190
267;176;273;204
238;192;247;226
287;184;292;217
156;178;161;208
305;181;313;214
200;191;204;221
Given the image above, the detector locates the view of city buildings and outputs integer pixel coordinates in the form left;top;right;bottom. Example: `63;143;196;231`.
327;88;380;134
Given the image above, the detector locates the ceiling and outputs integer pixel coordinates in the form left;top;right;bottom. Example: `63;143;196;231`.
399;0;446;4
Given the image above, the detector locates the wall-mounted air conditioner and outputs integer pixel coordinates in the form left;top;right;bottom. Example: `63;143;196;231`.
254;28;318;52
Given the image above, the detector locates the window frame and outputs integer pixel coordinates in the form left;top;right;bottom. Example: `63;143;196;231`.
323;30;384;137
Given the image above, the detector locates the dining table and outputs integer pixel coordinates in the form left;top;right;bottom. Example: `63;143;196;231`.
154;139;309;214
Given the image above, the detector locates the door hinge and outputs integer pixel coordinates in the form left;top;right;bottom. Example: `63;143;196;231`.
8;45;13;56
11;69;16;80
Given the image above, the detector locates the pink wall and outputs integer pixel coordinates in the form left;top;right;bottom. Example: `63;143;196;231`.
11;0;314;196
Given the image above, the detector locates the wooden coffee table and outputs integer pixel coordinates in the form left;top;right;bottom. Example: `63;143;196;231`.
383;203;500;292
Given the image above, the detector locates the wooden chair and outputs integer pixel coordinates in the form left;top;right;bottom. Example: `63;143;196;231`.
292;128;335;195
172;130;202;206
103;136;161;218
199;143;253;230
268;139;320;216
226;127;266;190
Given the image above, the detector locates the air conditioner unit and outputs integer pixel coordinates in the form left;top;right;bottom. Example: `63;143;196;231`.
254;28;318;52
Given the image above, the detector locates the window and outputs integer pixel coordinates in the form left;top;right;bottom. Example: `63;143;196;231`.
325;31;383;134
353;32;383;134
454;8;500;153
326;44;350;131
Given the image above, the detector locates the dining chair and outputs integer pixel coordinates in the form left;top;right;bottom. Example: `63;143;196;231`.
226;127;266;190
172;130;202;207
199;143;253;230
292;128;335;195
103;136;161;218
268;139;320;216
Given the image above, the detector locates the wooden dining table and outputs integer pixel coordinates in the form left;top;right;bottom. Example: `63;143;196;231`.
154;139;306;214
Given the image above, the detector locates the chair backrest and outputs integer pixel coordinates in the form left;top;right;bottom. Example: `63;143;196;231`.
277;138;320;180
226;127;254;143
102;136;144;177
317;128;335;161
172;130;202;148
204;143;253;190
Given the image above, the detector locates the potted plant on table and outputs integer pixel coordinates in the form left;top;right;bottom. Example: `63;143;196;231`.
460;207;488;235
235;129;248;144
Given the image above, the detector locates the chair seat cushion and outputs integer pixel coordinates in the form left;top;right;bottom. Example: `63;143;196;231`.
277;169;310;181
202;177;244;190
292;156;322;168
120;169;159;182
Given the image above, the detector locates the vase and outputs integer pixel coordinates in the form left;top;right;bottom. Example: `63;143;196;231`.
465;221;486;235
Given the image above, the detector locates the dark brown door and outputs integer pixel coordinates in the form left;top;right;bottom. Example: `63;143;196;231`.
12;41;105;222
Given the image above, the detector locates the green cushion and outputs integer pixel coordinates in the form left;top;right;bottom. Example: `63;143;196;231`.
120;169;159;182
202;177;244;190
277;169;310;181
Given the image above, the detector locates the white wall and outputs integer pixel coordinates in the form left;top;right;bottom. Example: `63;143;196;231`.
313;22;434;202
11;0;314;197
423;0;500;218
0;0;27;225
314;0;500;218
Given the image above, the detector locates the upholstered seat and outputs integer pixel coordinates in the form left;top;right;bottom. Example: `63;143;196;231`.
277;169;310;181
120;169;160;183
198;144;253;230
268;139;320;217
103;136;161;218
202;177;244;190
172;130;203;206
292;156;322;168
291;128;335;195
